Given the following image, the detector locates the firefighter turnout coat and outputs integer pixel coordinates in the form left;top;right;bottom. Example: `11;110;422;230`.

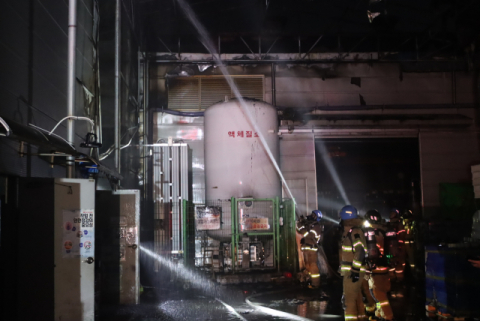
340;218;367;321
296;218;323;287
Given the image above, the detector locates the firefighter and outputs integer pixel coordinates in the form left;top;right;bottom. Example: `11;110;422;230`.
339;205;368;321
365;210;395;321
402;209;416;275
296;210;324;288
360;215;377;319
386;208;405;283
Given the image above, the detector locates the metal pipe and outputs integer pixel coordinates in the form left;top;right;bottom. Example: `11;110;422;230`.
150;58;465;65
240;37;257;59
452;70;456;105
298;37;301;56
48;116;94;135
114;0;121;173
157;37;173;54
304;178;308;214
271;63;276;106
415;36;419;60
0;116;11;136
340;36;368;59
178;37;181;59
157;109;204;117
263;37;279;58
99;126;138;160
95;1;103;151
258;37;261;56
301;35;324;59
96;88;103;153
144;59;149;190
67;0;78;178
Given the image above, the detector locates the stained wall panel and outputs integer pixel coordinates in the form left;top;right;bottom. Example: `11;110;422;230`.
419;131;480;218
280;134;317;216
0;0;97;177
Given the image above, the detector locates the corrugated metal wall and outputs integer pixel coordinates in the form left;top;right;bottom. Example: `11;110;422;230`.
0;0;97;177
98;0;141;187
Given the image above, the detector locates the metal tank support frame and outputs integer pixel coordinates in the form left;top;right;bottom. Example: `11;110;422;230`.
232;197;280;273
182;197;297;275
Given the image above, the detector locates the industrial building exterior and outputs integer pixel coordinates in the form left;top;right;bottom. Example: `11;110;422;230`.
1;0;480;320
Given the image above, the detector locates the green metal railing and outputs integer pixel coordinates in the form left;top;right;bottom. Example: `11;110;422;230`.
182;197;297;273
231;197;279;272
279;199;298;274
181;199;195;267
231;196;236;272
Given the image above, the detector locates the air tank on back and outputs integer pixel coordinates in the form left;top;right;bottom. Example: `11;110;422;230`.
204;98;281;200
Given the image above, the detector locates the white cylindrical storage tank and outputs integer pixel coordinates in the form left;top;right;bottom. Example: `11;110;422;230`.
204;98;281;200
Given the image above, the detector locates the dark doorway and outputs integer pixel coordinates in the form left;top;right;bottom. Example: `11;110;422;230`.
315;138;421;220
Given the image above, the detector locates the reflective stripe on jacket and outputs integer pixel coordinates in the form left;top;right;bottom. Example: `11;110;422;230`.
341;218;367;276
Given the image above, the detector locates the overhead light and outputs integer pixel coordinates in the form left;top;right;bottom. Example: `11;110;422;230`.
367;10;381;23
166;65;195;77
198;64;212;72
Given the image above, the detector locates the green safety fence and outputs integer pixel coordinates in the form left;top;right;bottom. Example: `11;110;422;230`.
182;197;297;273
279;199;298;274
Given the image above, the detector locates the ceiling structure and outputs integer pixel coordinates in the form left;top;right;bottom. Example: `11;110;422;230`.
138;0;480;62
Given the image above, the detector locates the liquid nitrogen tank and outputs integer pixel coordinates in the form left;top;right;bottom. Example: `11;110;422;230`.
198;98;281;272
204;98;281;200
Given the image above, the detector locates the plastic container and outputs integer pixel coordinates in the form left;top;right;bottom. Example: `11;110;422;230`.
425;244;480;318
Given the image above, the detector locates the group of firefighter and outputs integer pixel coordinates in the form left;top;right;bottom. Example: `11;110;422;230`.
296;205;417;321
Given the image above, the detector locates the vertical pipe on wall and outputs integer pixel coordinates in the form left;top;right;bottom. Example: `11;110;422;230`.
144;59;149;187
258;37;261;57
452;70;456;105
298;37;301;56
304;178;308;214
271;63;276;107
115;0;121;173
66;0;77;178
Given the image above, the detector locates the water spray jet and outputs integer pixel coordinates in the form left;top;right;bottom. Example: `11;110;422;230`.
140;245;223;298
173;0;296;207
315;140;350;205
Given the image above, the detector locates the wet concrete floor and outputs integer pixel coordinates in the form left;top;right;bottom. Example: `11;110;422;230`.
97;275;425;321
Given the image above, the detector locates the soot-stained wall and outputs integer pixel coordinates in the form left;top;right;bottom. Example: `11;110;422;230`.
0;0;98;177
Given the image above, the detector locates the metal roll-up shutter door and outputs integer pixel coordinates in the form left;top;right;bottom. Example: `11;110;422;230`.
167;78;200;110
200;78;230;109
233;77;264;101
168;76;264;110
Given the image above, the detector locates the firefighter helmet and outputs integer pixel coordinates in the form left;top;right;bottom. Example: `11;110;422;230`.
366;209;381;223
310;210;323;222
389;208;400;219
339;205;359;220
402;209;413;219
